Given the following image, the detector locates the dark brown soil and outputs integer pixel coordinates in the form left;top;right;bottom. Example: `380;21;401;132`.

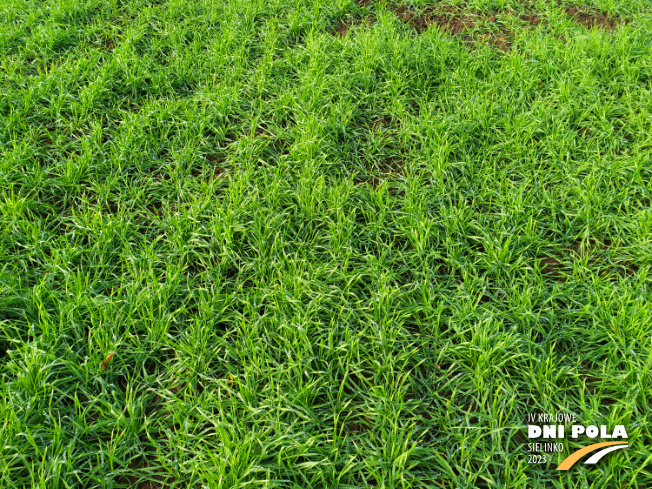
392;5;476;35
616;259;639;277
204;154;230;180
541;257;565;281
335;2;625;52
211;167;229;180
101;38;116;53
477;31;514;52
492;33;513;52
346;422;360;432
393;5;429;33
433;11;476;35
565;6;618;31
335;20;351;38
519;13;542;26
332;13;374;38
379;158;404;175
540;239;639;283
355;159;403;190
205;153;224;163
388;4;525;51
372;115;393;130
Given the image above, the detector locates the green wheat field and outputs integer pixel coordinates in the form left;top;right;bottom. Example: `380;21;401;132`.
1;0;651;487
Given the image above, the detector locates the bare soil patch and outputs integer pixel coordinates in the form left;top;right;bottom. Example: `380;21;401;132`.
388;4;523;51
379;2;627;51
565;6;619;31
540;239;639;283
392;5;476;35
332;13;376;38
334;2;566;50
541;256;565;281
519;13;542;26
335;20;352;38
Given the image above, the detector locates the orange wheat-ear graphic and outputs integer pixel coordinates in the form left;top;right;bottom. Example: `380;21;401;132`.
556;442;628;470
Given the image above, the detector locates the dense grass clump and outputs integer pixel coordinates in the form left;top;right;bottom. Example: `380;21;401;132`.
0;0;651;487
